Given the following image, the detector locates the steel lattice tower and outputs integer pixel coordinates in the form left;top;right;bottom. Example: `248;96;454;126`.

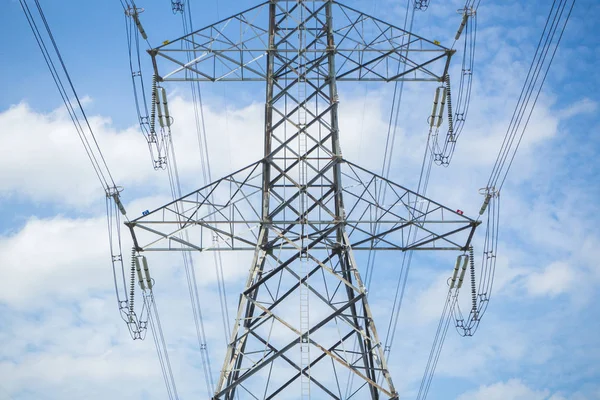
127;1;479;398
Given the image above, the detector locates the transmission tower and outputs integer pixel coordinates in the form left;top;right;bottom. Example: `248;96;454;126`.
127;1;479;398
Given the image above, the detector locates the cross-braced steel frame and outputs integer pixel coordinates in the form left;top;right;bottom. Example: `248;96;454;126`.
127;1;478;398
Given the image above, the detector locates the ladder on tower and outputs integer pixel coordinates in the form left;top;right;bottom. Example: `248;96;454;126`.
298;54;308;208
299;256;310;398
297;0;308;197
297;3;310;397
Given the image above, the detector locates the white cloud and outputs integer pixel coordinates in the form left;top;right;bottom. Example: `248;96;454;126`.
0;103;146;206
456;379;598;400
1;83;597;397
457;379;550;400
0;215;110;306
0;293;215;399
559;98;597;120
524;261;575;297
0;98;265;208
0;210;256;308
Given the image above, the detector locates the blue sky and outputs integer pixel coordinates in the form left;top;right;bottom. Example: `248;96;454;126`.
1;0;599;399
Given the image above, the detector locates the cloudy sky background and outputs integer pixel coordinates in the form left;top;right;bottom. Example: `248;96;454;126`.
1;0;599;399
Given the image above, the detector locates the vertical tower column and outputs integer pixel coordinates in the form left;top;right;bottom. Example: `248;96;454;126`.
214;1;398;398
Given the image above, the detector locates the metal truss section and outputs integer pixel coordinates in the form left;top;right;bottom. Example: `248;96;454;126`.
213;228;400;399
150;0;453;82
127;161;264;252
126;159;478;253
341;161;478;251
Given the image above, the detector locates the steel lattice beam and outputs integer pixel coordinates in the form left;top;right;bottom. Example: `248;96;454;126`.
127;160;478;253
149;1;453;82
128;1;477;398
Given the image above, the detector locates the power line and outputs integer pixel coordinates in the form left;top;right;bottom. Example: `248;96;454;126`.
349;0;421;393
24;0;572;397
416;1;575;397
18;0;116;192
148;291;180;400
19;1;181;396
179;0;233;345
487;0;575;190
0;383;16;400
118;0;216;395
19;0;155;352
497;0;575;190
451;0;576;338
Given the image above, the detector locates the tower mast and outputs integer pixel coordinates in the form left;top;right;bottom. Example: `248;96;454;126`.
128;1;479;398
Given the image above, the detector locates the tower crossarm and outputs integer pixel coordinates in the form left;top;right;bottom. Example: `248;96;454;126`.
149;1;453;83
126;159;478;253
341;161;479;251
125;161;265;252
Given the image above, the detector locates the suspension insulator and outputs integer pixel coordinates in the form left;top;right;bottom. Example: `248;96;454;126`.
450;255;462;289
446;80;455;142
455;12;469;40
132;11;148;40
156;86;165;128
113;193;127;216
160;87;172;127
437;87;448;128
141;255;153;290
150;75;157;136
457;253;469;289
134;254;146;290
479;192;492;215
430;87;441;128
469;246;478;320
445;75;454;139
129;248;136;315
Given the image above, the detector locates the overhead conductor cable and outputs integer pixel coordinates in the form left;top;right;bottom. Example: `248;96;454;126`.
19;0;157;346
